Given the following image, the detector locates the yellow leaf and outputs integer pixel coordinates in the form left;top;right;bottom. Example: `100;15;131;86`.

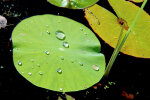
85;0;150;58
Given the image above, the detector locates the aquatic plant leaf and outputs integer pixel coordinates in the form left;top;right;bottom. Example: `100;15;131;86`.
58;96;63;100
47;0;98;9
128;0;144;3
12;14;105;92
85;0;150;58
65;94;75;100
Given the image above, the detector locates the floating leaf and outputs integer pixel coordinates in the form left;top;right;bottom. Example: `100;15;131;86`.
65;94;75;100
128;0;144;3
47;0;98;9
85;0;150;58
12;14;105;92
58;96;63;100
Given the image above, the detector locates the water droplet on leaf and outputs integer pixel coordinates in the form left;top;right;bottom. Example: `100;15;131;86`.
70;1;76;7
62;0;69;7
56;31;66;40
60;56;64;60
92;65;99;71
47;30;50;34
79;62;83;66
80;27;83;31
62;42;69;48
36;64;40;67
57;68;62;74
59;88;63;91
28;72;32;76
45;51;50;55
18;61;22;66
39;71;43;75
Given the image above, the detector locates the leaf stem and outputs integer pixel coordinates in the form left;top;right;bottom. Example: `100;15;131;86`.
104;0;148;77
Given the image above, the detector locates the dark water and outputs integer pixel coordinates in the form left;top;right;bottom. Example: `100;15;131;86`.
0;0;150;100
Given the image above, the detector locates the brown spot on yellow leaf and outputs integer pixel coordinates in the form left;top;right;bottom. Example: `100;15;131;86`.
117;18;129;30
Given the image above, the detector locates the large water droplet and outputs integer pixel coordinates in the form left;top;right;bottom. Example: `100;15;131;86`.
92;65;99;71
57;68;62;74
18;61;22;66
56;31;66;40
45;51;50;55
62;0;69;7
28;72;32;76
62;42;69;48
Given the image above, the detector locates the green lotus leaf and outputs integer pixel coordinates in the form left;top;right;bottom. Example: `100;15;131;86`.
12;14;105;92
47;0;98;9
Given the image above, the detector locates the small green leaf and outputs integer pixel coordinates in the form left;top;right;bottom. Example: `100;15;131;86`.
12;14;105;92
47;0;98;9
